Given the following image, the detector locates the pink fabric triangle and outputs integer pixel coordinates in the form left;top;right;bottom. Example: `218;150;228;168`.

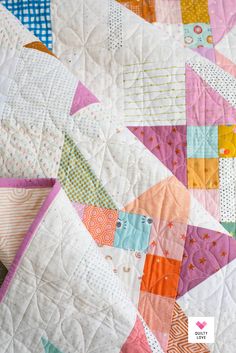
186;64;236;125
120;316;152;353
128;126;187;186
177;225;236;298
70;81;99;115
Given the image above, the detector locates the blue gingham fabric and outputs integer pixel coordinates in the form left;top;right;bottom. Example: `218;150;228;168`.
1;0;52;49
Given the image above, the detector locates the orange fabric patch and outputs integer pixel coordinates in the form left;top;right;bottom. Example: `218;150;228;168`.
141;254;181;297
123;176;190;224
118;0;156;22
187;158;219;189
24;41;56;57
180;0;210;24
168;302;210;352
83;205;118;246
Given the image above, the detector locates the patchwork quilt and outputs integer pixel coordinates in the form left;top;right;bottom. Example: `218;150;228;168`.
0;178;160;352
0;1;236;352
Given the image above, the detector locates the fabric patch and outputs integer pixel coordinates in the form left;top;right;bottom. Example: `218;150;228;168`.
186;65;236;126
167;302;210;352
108;0;123;51
155;0;182;24
83;206;118;246
208;0;236;44
24;41;55;57
118;0;156;23
187;126;218;158
184;23;213;48
102;246;146;307
180;0;210;24
141;254;181;297
219;158;236;222
177;224;236;298
1;0;52;49
187;55;236;109
187;158;219;189
58;134;117;209
218;125;236;157
121;316;152;353
114;211;152;252
221;222;236;238
41;337;63;353
124;176;190;224
129;126;187;186
70;81;99;116
148;218;187;261
190;189;220;221
139;292;175;352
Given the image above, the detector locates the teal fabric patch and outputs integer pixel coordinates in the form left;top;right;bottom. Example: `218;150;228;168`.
184;23;213;48
41;337;63;353
221;222;236;238
187;126;218;158
114;211;152;252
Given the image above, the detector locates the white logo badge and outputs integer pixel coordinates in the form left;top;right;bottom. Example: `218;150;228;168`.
188;317;214;343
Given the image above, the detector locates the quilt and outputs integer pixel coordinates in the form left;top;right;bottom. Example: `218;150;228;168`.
0;178;160;353
0;1;236;353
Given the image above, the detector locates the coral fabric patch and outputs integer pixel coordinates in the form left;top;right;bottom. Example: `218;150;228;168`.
83;205;118;246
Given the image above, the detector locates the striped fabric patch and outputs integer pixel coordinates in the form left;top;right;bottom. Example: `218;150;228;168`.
58;134;117;209
0;187;51;269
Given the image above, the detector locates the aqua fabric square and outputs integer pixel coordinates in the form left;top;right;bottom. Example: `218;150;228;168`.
184;23;213;48
187;126;218;158
114;211;152;252
1;0;52;49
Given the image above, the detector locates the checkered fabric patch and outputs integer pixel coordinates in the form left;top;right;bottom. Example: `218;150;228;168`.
58;134;117;209
1;0;52;49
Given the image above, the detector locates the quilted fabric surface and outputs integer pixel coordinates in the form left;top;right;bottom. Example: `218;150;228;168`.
0;1;236;352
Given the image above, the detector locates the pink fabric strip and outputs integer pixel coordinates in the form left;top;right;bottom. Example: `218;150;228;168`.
0;178;61;302
0;178;56;189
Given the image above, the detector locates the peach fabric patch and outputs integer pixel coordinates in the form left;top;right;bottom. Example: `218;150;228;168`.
123;176;190;224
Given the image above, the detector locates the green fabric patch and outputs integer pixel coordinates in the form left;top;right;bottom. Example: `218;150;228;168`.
221;222;236;238
0;261;7;287
41;337;63;353
58;134;117;209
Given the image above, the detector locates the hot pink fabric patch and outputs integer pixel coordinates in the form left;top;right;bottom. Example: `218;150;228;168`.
70;81;99;115
177;224;236;298
128;126;187;186
186;64;236;125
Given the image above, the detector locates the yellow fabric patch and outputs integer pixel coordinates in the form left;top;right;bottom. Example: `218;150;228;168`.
180;0;210;24
218;125;236;157
187;158;219;189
